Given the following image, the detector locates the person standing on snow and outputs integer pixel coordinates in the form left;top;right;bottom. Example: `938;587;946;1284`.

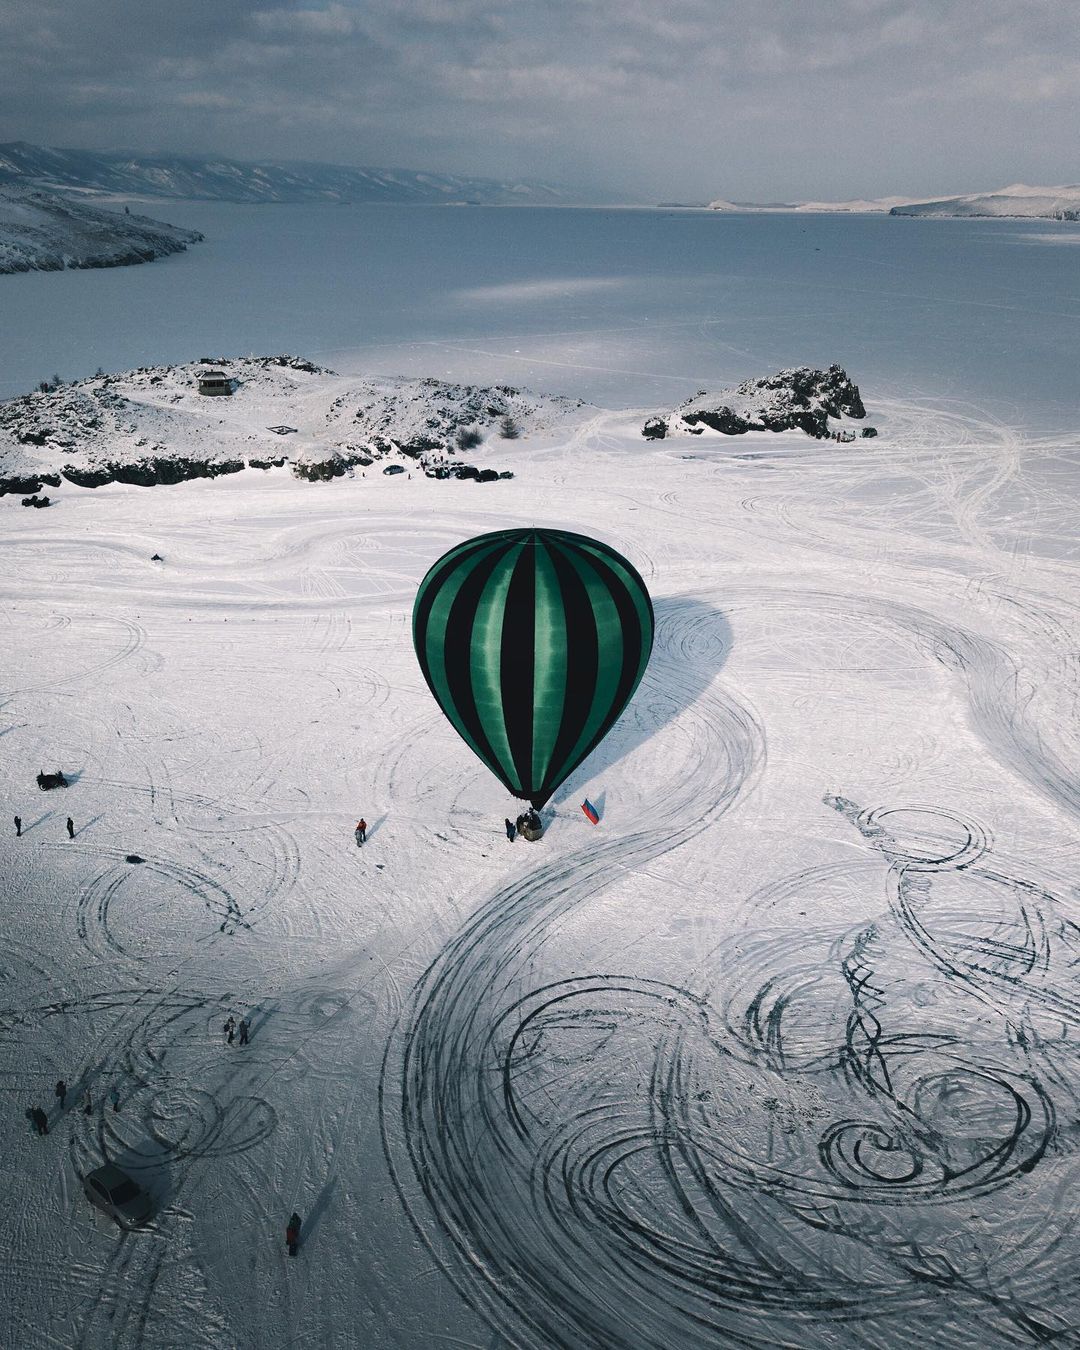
66;817;75;840
28;1106;49;1136
14;816;21;838
55;1079;67;1110
286;1212;302;1257
110;1087;121;1112
354;819;367;847
504;818;516;842
238;1018;250;1046
224;1015;236;1045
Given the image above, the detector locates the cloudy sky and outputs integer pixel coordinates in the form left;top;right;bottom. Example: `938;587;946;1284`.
3;0;1078;200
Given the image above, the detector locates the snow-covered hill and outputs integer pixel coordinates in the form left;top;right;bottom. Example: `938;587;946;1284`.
0;356;585;494
0;140;574;207
0;185;203;274
707;184;1080;218
890;183;1080;219
708;195;922;213
643;365;872;441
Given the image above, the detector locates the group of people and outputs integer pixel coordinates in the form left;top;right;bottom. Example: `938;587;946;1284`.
13;815;75;838
223;1015;251;1046
27;1080;122;1135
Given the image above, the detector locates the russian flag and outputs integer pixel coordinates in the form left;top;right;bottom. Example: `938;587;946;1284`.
581;799;600;825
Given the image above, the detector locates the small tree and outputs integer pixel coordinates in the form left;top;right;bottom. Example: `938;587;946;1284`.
498;414;520;440
455;425;483;451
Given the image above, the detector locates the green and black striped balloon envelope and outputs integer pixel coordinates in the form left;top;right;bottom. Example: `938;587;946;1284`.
413;528;654;809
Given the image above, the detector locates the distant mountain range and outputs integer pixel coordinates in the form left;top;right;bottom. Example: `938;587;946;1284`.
708;184;1080;219
0;141;574;206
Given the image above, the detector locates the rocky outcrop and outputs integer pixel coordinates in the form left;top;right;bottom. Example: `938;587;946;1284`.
62;457;245;488
645;365;870;441
0;472;59;496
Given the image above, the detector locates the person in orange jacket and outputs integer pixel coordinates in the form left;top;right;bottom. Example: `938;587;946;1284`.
354;819;367;846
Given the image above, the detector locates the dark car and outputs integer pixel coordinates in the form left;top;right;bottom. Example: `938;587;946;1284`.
82;1163;153;1229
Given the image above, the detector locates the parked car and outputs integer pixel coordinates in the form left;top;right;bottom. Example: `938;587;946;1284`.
82;1163;153;1229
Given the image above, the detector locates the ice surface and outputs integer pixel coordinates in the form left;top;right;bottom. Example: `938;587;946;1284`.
3;211;1080;1348
2;206;1080;428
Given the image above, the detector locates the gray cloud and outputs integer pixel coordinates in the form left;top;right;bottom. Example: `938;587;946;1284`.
2;0;1078;198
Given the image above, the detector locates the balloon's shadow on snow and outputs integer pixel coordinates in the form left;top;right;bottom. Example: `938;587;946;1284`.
551;596;733;808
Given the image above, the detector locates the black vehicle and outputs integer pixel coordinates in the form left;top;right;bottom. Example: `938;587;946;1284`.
37;769;68;790
82;1163;153;1230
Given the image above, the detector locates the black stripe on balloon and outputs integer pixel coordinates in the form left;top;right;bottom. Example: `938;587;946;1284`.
538;537;599;805
566;545;645;772
500;538;536;795
439;541;516;790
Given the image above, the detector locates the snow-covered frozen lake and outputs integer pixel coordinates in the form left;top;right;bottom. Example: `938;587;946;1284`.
3;208;1080;1348
3;203;1080;423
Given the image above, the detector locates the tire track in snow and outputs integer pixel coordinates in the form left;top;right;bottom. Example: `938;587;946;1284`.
381;598;766;1348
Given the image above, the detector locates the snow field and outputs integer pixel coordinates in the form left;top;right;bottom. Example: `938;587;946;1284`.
2;398;1080;1347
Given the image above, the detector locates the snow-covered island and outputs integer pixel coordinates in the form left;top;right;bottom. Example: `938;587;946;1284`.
642;365;873;441
708;183;1080;219
0;185;203;274
0;359;878;500
0;356;589;496
889;183;1080;219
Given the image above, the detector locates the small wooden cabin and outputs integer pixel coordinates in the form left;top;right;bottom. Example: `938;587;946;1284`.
197;370;233;396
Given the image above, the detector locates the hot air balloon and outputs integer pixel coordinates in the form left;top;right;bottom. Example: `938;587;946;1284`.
412;528;653;810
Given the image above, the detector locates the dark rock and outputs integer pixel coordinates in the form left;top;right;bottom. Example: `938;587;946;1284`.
125;854;145;864
861;426;878;438
61;456;244;488
151;553;163;561
683;406;753;436
0;475;46;496
293;458;347;481
249;456;286;469
399;436;442;458
642;418;668;440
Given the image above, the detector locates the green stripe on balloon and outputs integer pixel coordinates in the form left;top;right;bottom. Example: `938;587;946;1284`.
530;539;568;791
470;540;525;791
